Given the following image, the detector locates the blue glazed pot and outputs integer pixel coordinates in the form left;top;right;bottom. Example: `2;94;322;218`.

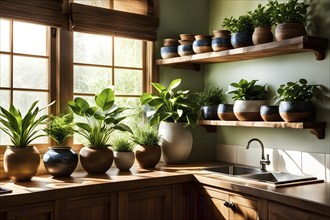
212;37;232;51
201;105;220;120
193;35;212;53
43;146;78;177
178;44;194;56
260;105;282;122
279;101;315;122
231;31;253;48
217;104;238;121
160;46;178;59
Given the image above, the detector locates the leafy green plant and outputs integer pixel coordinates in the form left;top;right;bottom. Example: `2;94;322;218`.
131;124;161;146
68;88;132;148
248;4;274;28
0;101;55;148
274;78;320;103
43;113;74;146
140;79;200;126
267;0;309;24
222;14;254;33
111;137;133;152
226;79;267;101
197;86;225;106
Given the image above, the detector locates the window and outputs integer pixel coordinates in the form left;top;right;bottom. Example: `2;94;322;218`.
0;19;52;145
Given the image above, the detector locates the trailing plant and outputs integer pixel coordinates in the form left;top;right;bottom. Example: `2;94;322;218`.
267;0;309;24
131;124;161;146
140;78;200;126
197;85;226;106
0;101;55;148
222;14;254;33
68;88;132;148
226;79;267;101
111;137;133;152
248;4;274;28
43;113;74;146
274;78;320;103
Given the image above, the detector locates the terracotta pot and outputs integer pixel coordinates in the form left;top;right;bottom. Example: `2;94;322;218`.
233;100;269;121
159;122;192;164
179;34;195;41
279;101;315;122
193;35;212;53
275;23;307;41
114;151;134;170
201;105;220;120
4;146;40;181
43;146;78;177
79;147;113;174
163;38;178;46
231;31;253;48
134;144;161;169
217;104;238;121
252;27;273;45
260;105;282;122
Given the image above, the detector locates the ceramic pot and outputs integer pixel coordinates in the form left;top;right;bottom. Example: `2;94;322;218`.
201;105;220;120
252;27;273;45
275;23;307;41
179;34;195;41
212;30;232;51
234;100;269;121
43;146;78;177
279;101;315;122
231;31;253;48
163;38;178;47
178;44;194;56
114;151;134;170
160;46;179;59
159;122;192;164
260;105;282;122
79;147;113;174
4;146;40;181
134;144;161;168
217;104;238;121
192;35;212;53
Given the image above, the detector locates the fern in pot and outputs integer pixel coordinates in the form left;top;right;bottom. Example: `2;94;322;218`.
197;85;225;120
140;78;200;164
0;101;54;181
43;113;78;177
226;79;269;121
68;88;132;174
111;137;134;171
132;124;161;169
274;78;320;122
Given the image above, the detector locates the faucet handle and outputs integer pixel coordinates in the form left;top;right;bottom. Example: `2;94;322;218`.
261;154;271;165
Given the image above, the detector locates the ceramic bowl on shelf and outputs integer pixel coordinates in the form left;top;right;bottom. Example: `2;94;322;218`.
178;44;194;56
192;35;212;54
217;104;238;121
160;46;179;59
260;105;282;122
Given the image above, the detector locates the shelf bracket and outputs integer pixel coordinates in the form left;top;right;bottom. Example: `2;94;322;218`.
201;125;217;133
309;128;325;139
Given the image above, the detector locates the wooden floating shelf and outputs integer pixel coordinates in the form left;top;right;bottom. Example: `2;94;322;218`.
198;120;326;139
156;36;328;70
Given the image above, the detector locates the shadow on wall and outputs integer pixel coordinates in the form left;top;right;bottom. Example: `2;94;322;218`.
306;0;330;40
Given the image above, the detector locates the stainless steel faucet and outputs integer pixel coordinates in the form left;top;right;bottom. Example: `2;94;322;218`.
246;138;270;171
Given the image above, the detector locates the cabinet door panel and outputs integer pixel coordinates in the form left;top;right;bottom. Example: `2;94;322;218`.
6;202;54;220
229;194;259;220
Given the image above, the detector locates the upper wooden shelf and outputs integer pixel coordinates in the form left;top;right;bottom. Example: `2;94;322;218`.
198;120;326;139
156;36;328;70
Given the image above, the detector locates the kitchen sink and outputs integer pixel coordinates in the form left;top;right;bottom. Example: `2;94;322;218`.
204;165;266;175
243;172;317;185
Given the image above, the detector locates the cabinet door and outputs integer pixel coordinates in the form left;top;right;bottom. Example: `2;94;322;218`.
6;202;55;220
229;194;267;220
118;185;171;220
172;183;191;220
65;194;117;220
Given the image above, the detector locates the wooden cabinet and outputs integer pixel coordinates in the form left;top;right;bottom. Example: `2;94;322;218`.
193;184;267;220
268;201;329;220
118;185;172;220
4;202;55;220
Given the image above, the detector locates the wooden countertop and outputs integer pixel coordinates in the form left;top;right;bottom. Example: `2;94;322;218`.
1;161;329;216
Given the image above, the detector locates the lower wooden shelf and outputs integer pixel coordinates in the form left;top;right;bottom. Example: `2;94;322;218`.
198;120;326;139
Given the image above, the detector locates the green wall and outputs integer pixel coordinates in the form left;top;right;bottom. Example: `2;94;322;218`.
157;0;330;160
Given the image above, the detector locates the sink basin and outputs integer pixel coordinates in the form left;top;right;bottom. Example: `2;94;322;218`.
244;172;317;185
204;165;266;175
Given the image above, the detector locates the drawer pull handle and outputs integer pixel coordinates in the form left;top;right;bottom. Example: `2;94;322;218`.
224;201;236;210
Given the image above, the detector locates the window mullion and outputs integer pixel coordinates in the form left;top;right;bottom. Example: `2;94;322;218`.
9;20;13;104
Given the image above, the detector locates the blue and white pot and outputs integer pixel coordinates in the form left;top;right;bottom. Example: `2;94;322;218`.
231;31;253;48
279;101;315;122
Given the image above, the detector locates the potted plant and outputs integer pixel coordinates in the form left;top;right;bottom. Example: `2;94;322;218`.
197;85;225;120
132;124;161;169
111;137;134;171
248;4;274;45
268;0;309;41
274;78;320;122
222;14;254;48
43;113;78;177
0;101;54;181
226;79;269;121
140;78;200;164
68;88;132;174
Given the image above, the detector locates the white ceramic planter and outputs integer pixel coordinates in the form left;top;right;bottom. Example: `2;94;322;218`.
233;100;269;121
114;151;135;170
159;122;192;164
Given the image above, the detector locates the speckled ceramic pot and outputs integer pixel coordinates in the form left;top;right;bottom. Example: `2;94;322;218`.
193;35;212;53
275;23;307;41
217;104;238;121
279;101;315;122
160;46;179;59
231;31;253;48
260;105;282;122
178;44;194;56
201;105;220;120
212;30;232;51
43;146;78;177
